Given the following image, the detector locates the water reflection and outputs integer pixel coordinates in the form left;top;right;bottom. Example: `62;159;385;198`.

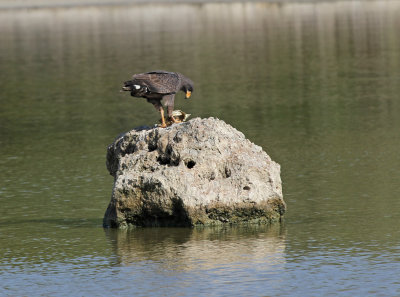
105;225;286;272
1;0;400;295
1;1;399;140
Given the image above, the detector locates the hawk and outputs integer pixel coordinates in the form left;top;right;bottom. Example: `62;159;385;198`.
121;70;194;127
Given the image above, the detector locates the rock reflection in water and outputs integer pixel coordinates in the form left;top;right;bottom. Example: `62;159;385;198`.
105;225;286;273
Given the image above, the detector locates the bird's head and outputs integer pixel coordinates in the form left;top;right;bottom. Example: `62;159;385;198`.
181;77;194;99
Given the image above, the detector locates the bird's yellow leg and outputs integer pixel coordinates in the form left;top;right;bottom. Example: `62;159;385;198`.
159;106;167;128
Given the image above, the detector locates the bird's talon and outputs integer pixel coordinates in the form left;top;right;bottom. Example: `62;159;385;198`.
170;116;181;123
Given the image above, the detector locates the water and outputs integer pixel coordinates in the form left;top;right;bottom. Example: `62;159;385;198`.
1;0;400;295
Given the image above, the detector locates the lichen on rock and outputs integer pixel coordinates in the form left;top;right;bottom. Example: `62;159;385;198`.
103;117;285;228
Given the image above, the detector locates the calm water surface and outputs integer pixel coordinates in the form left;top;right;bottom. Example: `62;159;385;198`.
1;1;400;296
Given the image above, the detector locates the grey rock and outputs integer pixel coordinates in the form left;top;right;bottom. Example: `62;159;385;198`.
103;117;285;228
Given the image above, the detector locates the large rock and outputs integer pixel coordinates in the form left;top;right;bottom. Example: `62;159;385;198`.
103;117;285;228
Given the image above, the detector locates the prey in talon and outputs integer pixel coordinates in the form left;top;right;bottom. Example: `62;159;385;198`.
121;70;194;128
162;110;191;126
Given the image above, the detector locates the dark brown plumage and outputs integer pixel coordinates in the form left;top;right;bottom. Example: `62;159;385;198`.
121;70;194;127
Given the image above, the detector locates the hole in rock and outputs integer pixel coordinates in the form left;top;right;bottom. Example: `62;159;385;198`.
224;167;231;178
186;160;196;169
148;143;157;152
157;156;170;165
243;186;251;191
156;155;180;166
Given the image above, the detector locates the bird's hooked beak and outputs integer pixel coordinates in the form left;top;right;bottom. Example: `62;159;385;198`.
185;90;192;99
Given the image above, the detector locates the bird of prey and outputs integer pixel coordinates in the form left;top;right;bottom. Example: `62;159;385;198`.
121;70;194;128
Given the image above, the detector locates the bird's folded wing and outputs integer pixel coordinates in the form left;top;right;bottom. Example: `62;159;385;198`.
132;72;180;94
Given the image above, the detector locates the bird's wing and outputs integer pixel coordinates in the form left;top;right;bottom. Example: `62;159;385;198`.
132;72;180;94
